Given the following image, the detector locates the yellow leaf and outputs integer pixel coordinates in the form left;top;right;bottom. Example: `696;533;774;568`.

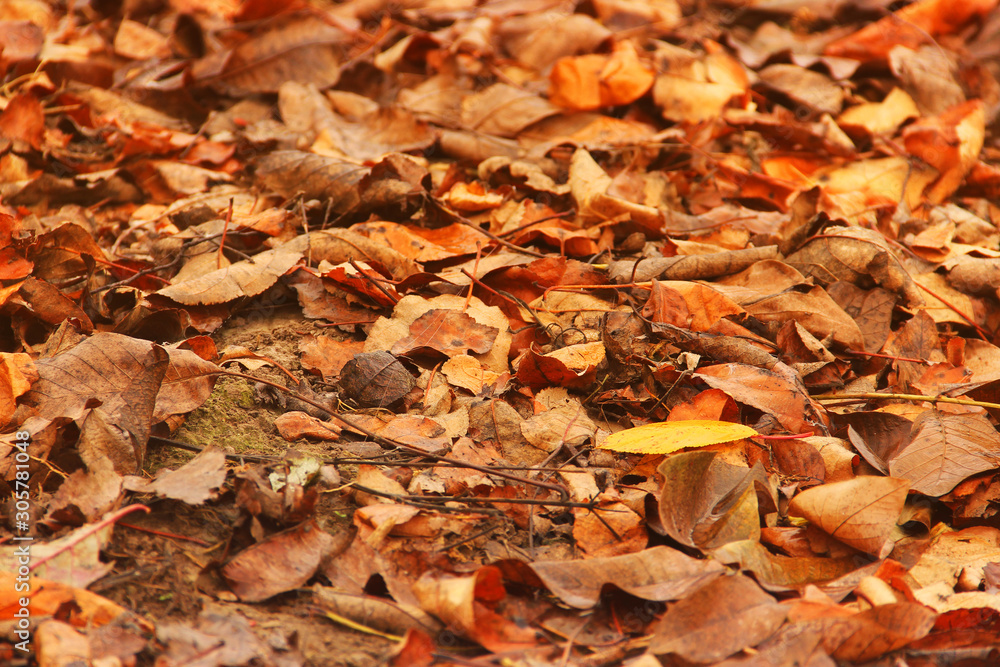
598;420;758;454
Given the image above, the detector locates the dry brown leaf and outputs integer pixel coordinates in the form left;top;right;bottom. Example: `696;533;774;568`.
520;399;596;464
827;283;896;353
571;488;647;558
527;545;723;608
497;13;611;72
440;354;500;394
45;453;122;524
569;149;663;231
193;15;345;95
712;540;870;593
413;566;537;653
122;446;227;504
254;151;368;213
299;335;365;381
843;411;913;474
889;411;1000;496
788;476;909;557
313;586;442;637
461;83;559;138
903;100;986;204
652;44;749;123
22;333;217;428
649;574;787;661
391;309;499;358
694;363;826;434
156;247;301;306
609;246;781;283
758;64;844;115
0;352;37;428
274;411;342;442
366;295;511;374
643;281;744;332
908;526;1000;588
338;351;415;409
793;601;936;661
515;342;605;390
657;451;764;550
785;226;923;306
0;571;144;631
742;286;866;350
549;41;654;110
888;45;965;116
823;0;998;62
838;87;920;136
222;518;335;602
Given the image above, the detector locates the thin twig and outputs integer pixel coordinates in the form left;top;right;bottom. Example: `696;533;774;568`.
439;203;548;258
347;259;400;305
811;392;1000;410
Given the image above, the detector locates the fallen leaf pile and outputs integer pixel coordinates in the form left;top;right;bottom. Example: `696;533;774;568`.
3;0;1000;664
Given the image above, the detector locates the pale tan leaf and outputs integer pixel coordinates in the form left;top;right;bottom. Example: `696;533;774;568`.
789;476;909;557
156;247;301;305
889;410;1000;496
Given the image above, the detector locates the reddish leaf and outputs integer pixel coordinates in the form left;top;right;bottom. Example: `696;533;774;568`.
222;519;335;602
391;309;498;358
